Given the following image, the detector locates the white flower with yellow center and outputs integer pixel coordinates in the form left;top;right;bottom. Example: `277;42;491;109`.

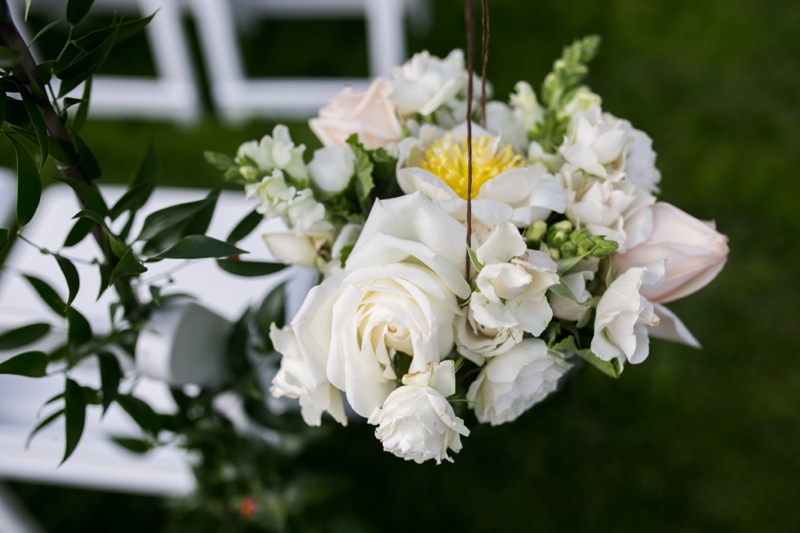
397;124;566;239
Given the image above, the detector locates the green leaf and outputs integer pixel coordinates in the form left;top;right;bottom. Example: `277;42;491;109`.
257;283;286;348
116;394;160;436
54;255;80;305
24;275;67;316
73;209;126;256
149;285;161;306
0;46;22;68
26;408;64;448
0;351;48;377
216;259;285;277
555;252;590;273
467;248;483;272
577;349;621;378
181;188;219;237
82;386;102;405
63;217;93;248
52;177;108;216
136;197;210;242
56;27;118;93
109;144;157;220
29;19;66;46
67;307;92;346
97;352;122;414
549;279;578;302
8;135;41;227
112;437;153;454
20;88;48;165
97;263;112;300
73;12;155;50
24;0;32;21
346;136;375;213
109;249;147;286
72;76;91;132
204;150;237;171
0;228;9;255
63;378;87;463
0;323;51;351
0;90;7;126
226;208;262;244
69;127;101;179
67;0;96;25
150;235;245;260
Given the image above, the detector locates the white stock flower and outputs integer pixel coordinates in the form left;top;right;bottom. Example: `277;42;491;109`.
527;141;564;174
559;87;602;121
561;171;655;252
559;107;630;180
397;123;566;236
310;77;403;150
591;264;664;366
308;145;355;194
470;222;559;336
291;193;471;418
389;50;467;116
368;360;469;464
236;125;308;180
269;324;347;427
509;81;543;132
467;339;572;426
622;125;661;194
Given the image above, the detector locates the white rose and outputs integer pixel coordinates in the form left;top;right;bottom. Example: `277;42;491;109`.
237;125;308;180
310;77;403;150
614;202;729;303
262;233;322;268
559;107;630;179
291;193;471;418
269;324;347;427
389;49;467;116
562;171;655;252
467;339;572;426
470;222;559;336
397;123;566;234
591;264;664;366
308;145;355;194
454;310;522;366
368;360;469;464
549;268;595;327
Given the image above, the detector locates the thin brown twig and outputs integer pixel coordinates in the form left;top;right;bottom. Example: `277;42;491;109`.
465;0;475;281
480;0;490;128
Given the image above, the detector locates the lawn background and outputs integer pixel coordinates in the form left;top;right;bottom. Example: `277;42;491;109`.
3;0;799;531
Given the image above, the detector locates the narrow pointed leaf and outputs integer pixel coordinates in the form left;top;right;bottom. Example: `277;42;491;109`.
63;217;93;247
136;198;209;241
151;235;245;260
69;128;101;179
72;76;91;132
0;46;22;68
54;255;80;305
63;378;86;463
97;351;121;414
24;275;67;317
97;263;113;300
116;394;160;436
112;437;153;454
9;135;41;227
226;208;262;243
109;249;147;286
0;228;8;255
26;409;64;448
67;307;92;345
0;351;48;377
30;19;65;46
67;0;96;25
0;323;51;351
0;90;7;126
52;177;107;216
216;259;285;277
20;88;48;165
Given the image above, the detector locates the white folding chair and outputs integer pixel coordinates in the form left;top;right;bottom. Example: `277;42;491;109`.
0;169;15;229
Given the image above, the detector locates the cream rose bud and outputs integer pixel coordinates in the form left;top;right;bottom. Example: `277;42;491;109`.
308;146;355;194
310;78;402;150
389;49;467;116
368;361;469;464
614;202;729;303
467;339;572;426
269;324;347;427
262;233;321;268
591;265;663;366
292;193;471;418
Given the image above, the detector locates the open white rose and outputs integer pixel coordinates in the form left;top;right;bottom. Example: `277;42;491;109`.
368;360;469;464
308;145;355;194
237;125;308;180
389;50;467;116
561;171;655;252
614;202;729;303
290;193;471;418
470;222;559;336
269;325;347;427
397;123;566;238
591;264;664;366
467;339;572;426
310;78;402;150
454;309;522;366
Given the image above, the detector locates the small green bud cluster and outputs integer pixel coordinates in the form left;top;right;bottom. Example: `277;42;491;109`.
526;219;619;260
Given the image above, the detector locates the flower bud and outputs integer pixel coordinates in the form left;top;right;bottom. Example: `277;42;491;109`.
524;220;547;243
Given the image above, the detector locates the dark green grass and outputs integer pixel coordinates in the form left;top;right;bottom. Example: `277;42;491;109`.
3;0;799;531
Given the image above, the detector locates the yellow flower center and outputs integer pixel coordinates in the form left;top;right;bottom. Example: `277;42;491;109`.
420;133;525;199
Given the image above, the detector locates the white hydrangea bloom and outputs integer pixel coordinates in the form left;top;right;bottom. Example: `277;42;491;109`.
389;50;468;116
467;339;572;426
368;361;469;464
236;125;308;180
591;263;664;366
269;324;347;427
470;222;559;336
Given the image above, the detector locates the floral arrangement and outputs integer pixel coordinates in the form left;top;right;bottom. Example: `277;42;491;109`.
206;36;730;465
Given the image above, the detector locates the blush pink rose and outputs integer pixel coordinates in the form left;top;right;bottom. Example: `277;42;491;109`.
614;202;729;303
310;78;402;150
